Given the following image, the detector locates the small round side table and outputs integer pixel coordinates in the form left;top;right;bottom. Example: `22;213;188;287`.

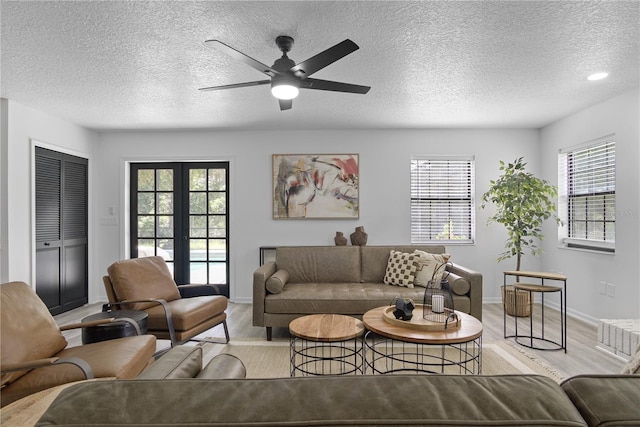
289;314;365;376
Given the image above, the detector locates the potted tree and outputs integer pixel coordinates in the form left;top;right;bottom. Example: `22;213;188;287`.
480;157;560;316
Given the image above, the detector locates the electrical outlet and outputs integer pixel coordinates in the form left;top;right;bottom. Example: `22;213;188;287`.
599;281;607;295
606;283;615;297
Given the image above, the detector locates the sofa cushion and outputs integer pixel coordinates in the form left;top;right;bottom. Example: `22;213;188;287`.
136;345;202;380
446;272;471;296
413;252;451;287
264;282;470;315
266;269;289;294
144;296;227;332
561;374;640;427
0;282;68;387
383;251;417;287
276;246;361;283
361;246;446;283
107;256;181;310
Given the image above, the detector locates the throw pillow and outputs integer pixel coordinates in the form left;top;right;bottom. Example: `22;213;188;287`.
266;269;289;294
383;251;417;288
413;251;451;288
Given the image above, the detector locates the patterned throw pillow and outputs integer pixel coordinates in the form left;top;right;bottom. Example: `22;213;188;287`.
383;250;417;288
413;251;451;288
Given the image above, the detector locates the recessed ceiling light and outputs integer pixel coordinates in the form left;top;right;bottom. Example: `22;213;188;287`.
587;72;609;81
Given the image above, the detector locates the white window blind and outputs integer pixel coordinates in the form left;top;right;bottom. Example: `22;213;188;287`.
558;138;615;252
410;156;475;244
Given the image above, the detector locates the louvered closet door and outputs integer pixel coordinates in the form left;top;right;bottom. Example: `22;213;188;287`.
35;147;88;315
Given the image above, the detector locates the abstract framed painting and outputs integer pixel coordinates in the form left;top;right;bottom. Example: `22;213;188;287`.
272;154;359;219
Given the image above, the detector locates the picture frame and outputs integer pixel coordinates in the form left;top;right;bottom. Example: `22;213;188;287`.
272;154;359;219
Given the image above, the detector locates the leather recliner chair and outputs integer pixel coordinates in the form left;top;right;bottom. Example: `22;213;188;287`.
103;256;229;347
0;281;156;407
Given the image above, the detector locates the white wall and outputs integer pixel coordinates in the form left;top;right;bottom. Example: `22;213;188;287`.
95;129;540;304
1;100;96;287
540;89;640;322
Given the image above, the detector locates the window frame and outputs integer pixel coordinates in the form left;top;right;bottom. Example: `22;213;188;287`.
410;155;475;245
558;136;615;253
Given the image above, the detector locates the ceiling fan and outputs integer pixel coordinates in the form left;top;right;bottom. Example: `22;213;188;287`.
199;36;371;111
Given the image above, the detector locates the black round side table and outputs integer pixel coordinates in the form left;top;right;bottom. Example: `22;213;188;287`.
82;310;148;344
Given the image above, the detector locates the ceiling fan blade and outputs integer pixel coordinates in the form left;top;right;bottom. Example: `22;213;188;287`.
301;78;370;94
199;80;270;92
204;40;283;77
279;99;293;111
289;39;359;78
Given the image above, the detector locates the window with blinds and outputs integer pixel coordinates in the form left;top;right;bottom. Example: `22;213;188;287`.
410;156;475;244
558;138;615;252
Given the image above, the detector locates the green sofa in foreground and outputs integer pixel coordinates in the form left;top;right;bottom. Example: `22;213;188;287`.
36;372;640;426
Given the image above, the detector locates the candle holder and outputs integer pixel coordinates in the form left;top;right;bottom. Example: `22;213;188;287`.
423;263;455;326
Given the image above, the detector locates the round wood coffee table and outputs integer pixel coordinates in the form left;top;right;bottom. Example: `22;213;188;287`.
289;314;365;376
363;306;483;374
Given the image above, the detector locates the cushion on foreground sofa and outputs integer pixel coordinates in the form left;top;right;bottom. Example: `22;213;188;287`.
36;373;640;426
253;245;482;340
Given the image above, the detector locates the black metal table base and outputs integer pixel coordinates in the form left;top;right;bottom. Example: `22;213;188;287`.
363;331;482;375
290;337;364;376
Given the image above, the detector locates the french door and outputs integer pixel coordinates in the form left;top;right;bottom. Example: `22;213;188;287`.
130;162;229;297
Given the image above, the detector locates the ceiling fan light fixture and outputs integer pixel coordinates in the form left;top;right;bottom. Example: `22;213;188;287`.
587;72;609;81
271;79;300;100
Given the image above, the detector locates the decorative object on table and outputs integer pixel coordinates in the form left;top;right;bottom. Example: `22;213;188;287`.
334;231;347;246
423;263;456;326
392;298;415;321
272;154;359;219
480;157;560;317
350;226;368;246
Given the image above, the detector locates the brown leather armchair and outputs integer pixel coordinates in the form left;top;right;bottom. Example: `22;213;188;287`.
103;256;229;347
0;281;156;407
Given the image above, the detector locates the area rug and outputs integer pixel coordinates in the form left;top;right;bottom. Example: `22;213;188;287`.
201;339;566;382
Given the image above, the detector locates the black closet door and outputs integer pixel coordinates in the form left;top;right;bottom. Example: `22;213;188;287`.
35;147;88;315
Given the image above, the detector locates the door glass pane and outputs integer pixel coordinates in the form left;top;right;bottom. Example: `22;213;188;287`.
157;193;173;214
190;193;206;214
208;169;226;191
157;239;174;260
209;240;226;261
208;216;226;237
190;239;206;260
157;216;173;238
190;262;206;284
190;169;206;191
209;262;226;284
138;193;155;214
137;239;155;256
138;216;155;236
208;193;226;214
190;216;206;237
138;170;154;191
156;169;173;191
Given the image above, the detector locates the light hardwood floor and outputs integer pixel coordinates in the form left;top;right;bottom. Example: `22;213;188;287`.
54;302;625;377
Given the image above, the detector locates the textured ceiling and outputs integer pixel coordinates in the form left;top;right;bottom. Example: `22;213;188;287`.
1;1;638;131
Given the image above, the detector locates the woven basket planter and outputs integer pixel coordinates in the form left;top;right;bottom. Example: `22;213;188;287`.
502;285;531;317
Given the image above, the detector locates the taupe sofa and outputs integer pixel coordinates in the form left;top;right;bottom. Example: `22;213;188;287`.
253;245;482;340
37;373;640;426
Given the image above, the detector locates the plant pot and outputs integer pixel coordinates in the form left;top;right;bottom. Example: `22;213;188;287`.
502;285;531;317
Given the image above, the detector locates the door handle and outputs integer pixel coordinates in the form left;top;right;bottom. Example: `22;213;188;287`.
44;242;50;246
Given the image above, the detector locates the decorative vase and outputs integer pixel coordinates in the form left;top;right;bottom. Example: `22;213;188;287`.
334;232;347;246
350;226;368;246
